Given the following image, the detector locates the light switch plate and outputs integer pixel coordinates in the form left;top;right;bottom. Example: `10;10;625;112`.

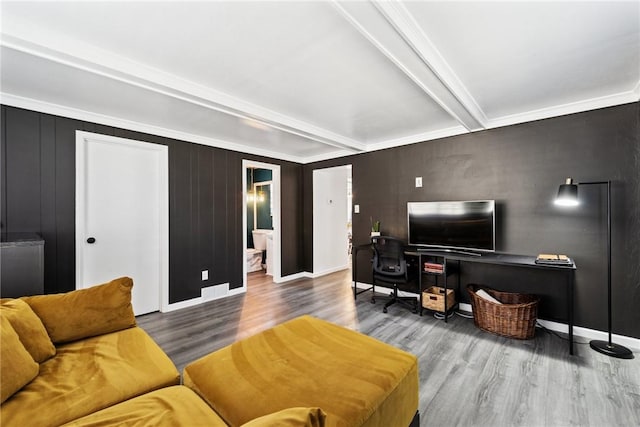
415;177;423;188
354;204;360;213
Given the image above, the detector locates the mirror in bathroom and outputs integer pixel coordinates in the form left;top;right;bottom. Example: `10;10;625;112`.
253;182;272;230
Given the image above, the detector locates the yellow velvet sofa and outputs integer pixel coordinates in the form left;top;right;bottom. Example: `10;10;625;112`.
0;277;185;426
1;277;417;427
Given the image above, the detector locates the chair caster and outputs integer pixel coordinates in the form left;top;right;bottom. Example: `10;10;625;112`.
383;307;388;313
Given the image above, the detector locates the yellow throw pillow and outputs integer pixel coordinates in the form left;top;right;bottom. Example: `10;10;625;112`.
22;277;136;344
240;408;327;427
1;298;56;363
1;316;39;404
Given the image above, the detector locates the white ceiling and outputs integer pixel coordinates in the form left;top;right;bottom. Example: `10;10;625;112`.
1;1;638;164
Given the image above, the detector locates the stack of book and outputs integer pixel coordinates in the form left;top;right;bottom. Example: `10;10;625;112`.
424;262;444;274
535;253;572;265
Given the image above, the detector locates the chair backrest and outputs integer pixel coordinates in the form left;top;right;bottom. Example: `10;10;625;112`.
371;236;407;277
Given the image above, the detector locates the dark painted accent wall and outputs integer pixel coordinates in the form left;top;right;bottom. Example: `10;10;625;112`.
0;105;304;303
304;102;640;339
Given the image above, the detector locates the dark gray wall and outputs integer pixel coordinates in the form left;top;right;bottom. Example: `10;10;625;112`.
3;102;639;338
304;102;640;339
0;105;304;303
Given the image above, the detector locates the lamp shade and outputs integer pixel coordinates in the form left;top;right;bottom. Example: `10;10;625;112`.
555;178;579;206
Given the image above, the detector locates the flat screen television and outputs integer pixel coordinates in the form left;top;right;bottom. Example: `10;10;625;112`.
407;200;496;253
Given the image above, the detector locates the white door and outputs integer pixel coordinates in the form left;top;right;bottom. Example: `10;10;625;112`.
313;166;350;276
76;131;168;315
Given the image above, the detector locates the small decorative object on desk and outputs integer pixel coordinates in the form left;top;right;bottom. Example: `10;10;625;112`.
370;217;381;237
535;253;572;265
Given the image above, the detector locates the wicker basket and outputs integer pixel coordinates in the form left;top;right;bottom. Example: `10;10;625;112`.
422;286;456;313
467;284;539;340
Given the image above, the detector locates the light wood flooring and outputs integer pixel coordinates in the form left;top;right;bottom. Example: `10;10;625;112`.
137;269;640;427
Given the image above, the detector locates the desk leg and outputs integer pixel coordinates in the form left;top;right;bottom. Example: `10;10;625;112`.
443;258;448;323
569;270;574;355
419;254;423;316
352;249;357;300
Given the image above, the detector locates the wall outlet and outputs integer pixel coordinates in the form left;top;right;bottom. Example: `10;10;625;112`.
415;177;423;188
201;270;209;281
354;204;360;214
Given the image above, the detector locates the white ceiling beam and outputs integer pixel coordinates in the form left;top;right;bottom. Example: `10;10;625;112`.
0;92;310;164
331;0;486;132
0;20;367;154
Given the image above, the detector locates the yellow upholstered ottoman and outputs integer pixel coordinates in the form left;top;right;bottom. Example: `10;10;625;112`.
184;315;419;427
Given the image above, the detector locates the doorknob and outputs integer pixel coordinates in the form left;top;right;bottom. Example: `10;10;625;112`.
87;237;96;244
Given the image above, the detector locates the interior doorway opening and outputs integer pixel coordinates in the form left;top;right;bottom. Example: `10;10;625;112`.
312;165;352;276
242;160;281;289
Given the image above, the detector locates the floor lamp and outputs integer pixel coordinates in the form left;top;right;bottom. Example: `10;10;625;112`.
555;178;633;359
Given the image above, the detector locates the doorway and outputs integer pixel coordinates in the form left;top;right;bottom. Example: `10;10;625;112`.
242;160;281;288
312;165;352;276
75;131;168;315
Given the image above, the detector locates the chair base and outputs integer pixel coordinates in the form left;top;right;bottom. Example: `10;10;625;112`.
382;289;418;314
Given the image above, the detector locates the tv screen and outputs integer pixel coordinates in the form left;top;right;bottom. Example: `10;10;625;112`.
407;200;495;252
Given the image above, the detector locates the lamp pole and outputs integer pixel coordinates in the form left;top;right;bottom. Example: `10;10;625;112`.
576;181;632;358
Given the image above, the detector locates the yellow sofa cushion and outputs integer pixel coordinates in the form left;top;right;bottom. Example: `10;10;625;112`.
1;326;180;427
241;407;327;427
184;315;419;427
0;316;39;404
22;277;136;344
1;298;56;363
62;386;227;427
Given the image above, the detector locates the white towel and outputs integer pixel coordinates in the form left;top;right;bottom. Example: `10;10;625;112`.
476;289;502;304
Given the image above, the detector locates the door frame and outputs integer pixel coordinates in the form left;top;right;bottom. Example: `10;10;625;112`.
312;165;352;276
242;160;281;287
75;131;169;312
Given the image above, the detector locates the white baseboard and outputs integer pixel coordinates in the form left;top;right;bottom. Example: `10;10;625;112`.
163;282;237;312
309;265;350;279
227;286;246;297
163;296;203;313
537;319;640;351
278;266;350;283
354;283;640;351
275;272;312;283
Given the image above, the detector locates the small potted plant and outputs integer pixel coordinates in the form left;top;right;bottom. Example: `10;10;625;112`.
370;217;381;237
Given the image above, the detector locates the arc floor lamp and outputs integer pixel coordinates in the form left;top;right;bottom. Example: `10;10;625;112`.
555;178;633;359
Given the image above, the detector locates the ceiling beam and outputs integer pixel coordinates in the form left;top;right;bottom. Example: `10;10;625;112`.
331;0;486;132
0;21;367;154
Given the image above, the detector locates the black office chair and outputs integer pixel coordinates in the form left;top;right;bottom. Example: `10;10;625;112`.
371;236;418;314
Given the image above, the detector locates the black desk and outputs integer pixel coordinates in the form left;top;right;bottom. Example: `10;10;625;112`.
352;243;374;300
405;249;577;355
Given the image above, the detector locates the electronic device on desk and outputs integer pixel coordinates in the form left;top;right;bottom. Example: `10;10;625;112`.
535;253;573;266
407;200;495;255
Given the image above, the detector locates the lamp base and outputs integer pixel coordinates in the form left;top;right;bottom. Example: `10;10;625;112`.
589;340;634;359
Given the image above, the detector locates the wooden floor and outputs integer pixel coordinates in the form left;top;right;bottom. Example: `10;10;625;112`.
137;269;640;427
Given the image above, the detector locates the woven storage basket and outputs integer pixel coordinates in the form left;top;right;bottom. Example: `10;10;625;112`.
467;284;539;340
422;286;456;313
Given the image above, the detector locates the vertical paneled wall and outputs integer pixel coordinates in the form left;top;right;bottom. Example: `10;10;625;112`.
303;102;640;339
1;105;304;303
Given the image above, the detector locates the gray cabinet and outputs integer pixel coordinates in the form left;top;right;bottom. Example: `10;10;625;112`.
1;233;44;298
